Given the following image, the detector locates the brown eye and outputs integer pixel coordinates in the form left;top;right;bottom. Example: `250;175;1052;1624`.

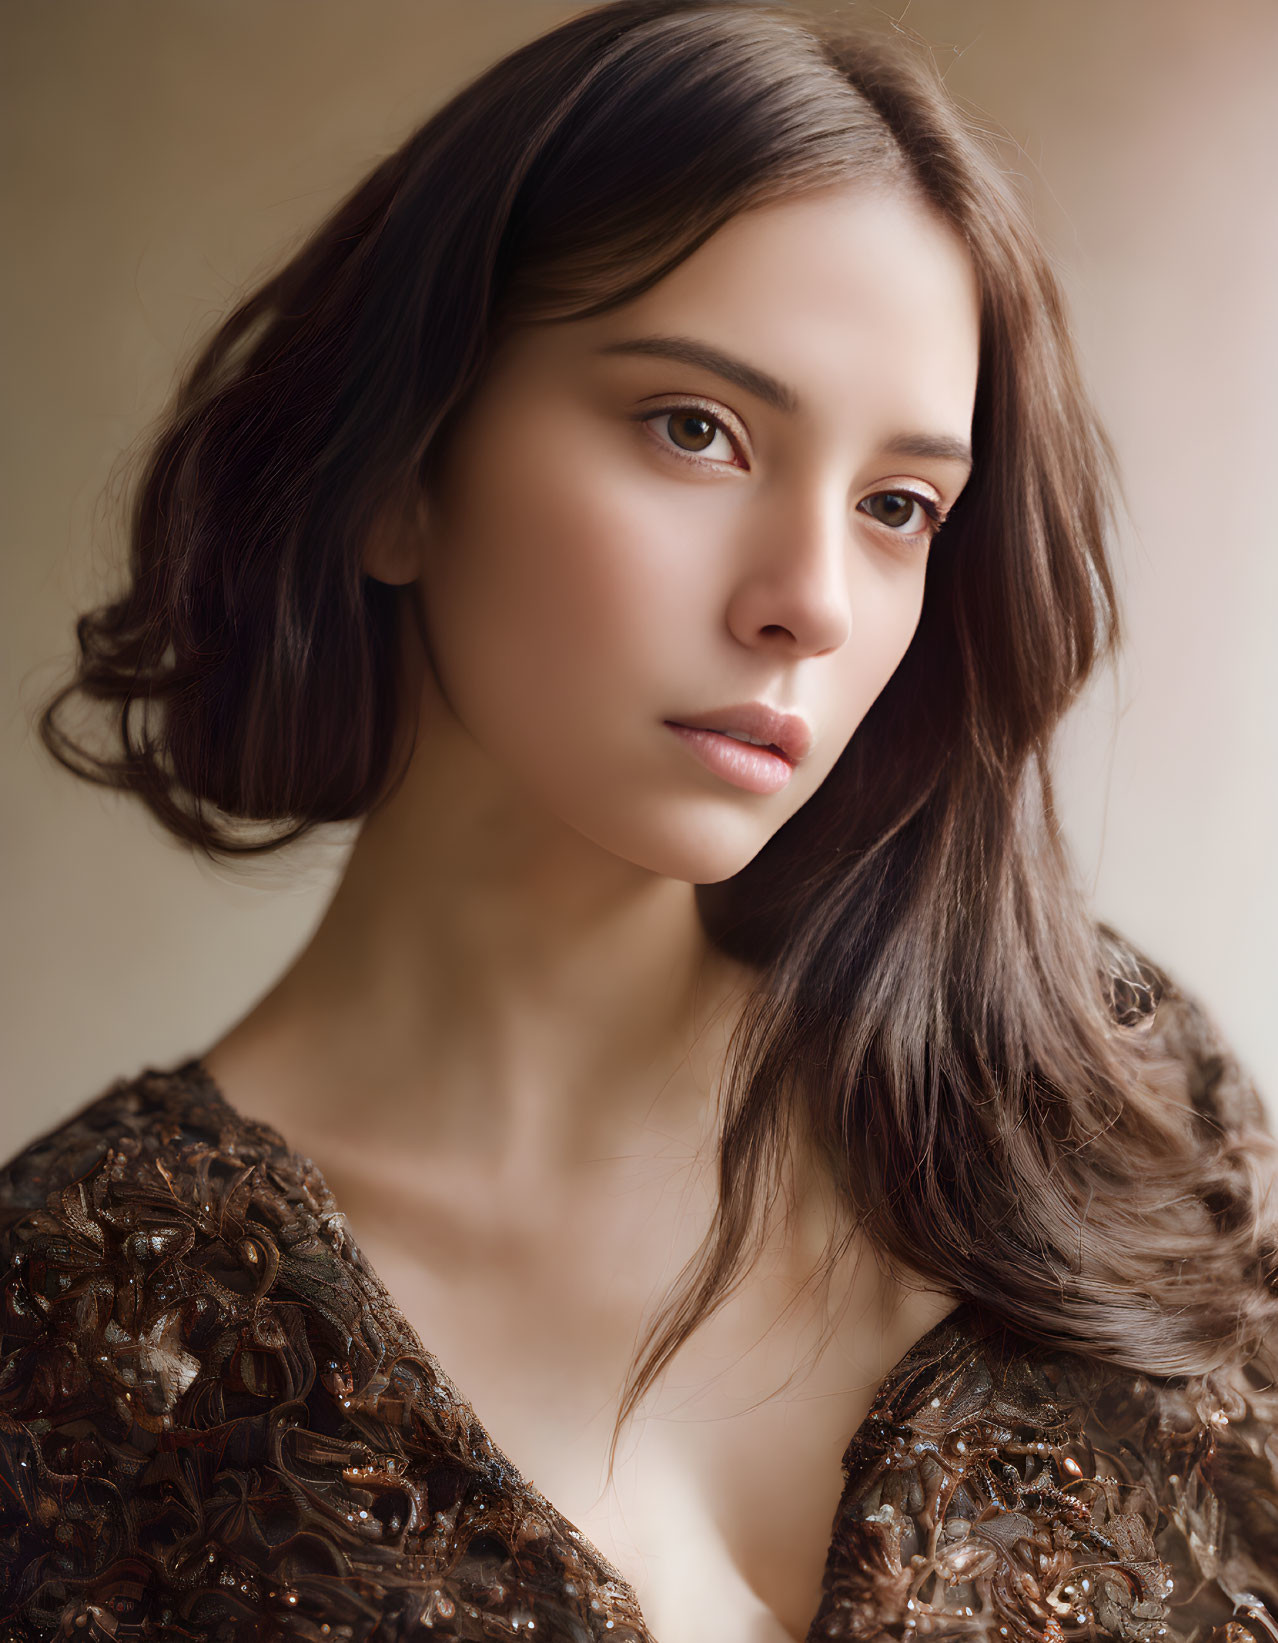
665;411;718;452
640;404;740;466
860;490;935;534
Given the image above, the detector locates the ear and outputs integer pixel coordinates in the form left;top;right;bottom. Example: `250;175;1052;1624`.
362;487;429;586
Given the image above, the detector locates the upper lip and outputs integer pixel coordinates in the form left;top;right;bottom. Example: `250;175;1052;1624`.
666;702;813;765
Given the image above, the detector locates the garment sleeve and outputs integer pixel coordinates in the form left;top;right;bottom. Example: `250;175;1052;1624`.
1100;936;1278;1635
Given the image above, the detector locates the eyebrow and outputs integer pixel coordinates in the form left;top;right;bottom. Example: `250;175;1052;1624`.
597;332;973;475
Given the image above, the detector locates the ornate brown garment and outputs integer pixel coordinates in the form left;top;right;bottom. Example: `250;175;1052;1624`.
1;1029;1275;1641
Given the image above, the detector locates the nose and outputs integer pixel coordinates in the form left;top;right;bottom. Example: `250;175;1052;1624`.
723;484;853;658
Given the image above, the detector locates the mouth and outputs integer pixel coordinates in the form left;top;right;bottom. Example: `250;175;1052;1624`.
664;701;812;765
678;726;791;759
663;718;805;796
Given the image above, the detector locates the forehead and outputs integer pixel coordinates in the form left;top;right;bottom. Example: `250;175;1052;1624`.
552;181;982;438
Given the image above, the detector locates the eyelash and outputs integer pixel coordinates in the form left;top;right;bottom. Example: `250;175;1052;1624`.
635;400;948;540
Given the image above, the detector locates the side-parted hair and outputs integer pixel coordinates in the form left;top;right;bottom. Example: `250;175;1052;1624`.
39;0;1277;1456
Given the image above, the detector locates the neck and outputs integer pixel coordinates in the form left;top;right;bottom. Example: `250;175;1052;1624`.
206;677;759;1178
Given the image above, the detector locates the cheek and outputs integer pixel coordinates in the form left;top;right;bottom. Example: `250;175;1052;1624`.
827;558;929;743
417;419;701;739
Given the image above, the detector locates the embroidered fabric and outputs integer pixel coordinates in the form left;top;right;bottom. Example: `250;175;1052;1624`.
0;1002;1274;1641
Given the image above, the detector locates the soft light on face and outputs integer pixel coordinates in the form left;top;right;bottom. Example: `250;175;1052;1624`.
407;182;981;883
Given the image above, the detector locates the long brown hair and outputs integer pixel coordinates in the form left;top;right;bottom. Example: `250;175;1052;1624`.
38;0;1277;1455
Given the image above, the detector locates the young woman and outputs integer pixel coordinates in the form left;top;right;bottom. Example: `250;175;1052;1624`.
3;2;1275;1639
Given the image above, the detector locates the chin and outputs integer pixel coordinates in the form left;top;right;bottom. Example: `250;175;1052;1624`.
571;797;780;886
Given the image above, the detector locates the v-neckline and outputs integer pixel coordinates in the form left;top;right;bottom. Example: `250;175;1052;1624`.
181;1055;969;1641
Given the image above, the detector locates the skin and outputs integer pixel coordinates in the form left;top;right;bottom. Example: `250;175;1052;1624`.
203;180;981;1642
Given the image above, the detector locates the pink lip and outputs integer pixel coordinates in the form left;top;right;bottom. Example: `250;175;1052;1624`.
665;702;812;764
663;703;813;797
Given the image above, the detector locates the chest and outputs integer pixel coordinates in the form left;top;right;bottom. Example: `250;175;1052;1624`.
369;1258;846;1637
323;1161;956;1643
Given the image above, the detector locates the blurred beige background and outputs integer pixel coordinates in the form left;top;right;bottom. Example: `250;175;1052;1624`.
3;0;1275;1155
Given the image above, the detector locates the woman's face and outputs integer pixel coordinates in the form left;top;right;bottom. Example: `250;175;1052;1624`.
403;182;980;883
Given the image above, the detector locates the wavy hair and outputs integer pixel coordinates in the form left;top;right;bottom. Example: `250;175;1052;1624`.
38;0;1278;1459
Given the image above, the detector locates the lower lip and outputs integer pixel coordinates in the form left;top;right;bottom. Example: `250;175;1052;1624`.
664;722;796;795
